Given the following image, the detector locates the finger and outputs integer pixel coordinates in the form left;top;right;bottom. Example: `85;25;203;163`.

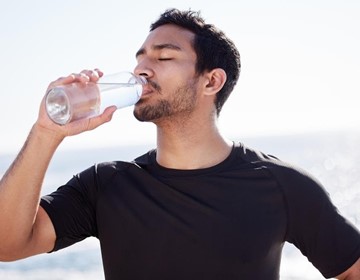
46;75;75;92
91;106;117;127
94;68;104;78
87;106;117;130
80;69;103;82
74;72;90;83
49;72;88;88
65;106;117;135
49;68;103;88
51;75;76;86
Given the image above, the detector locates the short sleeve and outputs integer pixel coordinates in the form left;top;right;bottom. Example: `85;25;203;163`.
40;165;99;252
271;164;360;278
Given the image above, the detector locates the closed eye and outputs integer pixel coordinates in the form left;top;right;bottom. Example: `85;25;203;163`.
158;58;173;61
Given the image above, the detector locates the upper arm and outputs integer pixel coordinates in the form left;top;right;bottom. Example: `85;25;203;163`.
336;257;360;279
272;165;360;277
23;206;56;259
1;206;56;261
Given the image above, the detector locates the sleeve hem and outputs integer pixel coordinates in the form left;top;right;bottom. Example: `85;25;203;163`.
321;245;360;279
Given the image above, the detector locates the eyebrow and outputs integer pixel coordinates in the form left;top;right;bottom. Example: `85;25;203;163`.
135;43;182;58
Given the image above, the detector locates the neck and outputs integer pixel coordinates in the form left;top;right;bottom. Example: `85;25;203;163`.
155;116;232;170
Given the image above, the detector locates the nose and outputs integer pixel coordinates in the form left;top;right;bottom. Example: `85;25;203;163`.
134;60;154;79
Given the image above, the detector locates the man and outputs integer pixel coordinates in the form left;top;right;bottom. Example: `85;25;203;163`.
0;8;359;280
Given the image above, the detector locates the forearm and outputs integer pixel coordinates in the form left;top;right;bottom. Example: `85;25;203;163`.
0;123;63;251
0;69;114;258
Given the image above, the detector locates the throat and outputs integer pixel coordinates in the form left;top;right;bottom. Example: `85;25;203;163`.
156;136;233;170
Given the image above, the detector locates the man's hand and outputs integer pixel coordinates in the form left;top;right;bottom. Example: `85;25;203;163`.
37;69;117;141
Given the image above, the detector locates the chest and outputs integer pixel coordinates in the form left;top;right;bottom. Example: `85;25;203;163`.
96;170;287;262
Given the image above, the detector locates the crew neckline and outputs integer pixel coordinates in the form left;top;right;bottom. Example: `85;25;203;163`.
146;142;241;177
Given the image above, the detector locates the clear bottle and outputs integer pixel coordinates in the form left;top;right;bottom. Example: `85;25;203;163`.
45;72;147;125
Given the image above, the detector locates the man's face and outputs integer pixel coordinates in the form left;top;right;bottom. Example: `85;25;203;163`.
133;24;200;123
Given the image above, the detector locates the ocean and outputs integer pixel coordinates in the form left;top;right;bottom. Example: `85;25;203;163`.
0;131;359;280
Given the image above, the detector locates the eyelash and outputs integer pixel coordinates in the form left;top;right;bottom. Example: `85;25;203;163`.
158;58;172;61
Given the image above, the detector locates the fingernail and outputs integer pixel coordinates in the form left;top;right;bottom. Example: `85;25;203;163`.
80;73;90;80
91;71;99;78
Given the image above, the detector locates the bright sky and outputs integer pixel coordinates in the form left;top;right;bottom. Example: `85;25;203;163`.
1;0;359;154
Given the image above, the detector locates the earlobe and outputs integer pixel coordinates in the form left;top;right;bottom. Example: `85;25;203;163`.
204;68;227;96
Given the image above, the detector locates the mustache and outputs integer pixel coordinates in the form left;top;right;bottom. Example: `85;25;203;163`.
147;79;162;93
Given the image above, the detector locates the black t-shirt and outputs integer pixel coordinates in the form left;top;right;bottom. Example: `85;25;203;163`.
40;143;360;279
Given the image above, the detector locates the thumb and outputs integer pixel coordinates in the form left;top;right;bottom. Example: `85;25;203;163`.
64;106;117;136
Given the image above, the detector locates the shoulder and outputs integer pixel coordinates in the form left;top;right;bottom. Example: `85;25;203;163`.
236;142;325;194
90;148;155;173
235;144;360;278
235;142;332;220
89;150;155;183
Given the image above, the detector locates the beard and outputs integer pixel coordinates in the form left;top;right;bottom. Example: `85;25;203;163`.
133;78;198;122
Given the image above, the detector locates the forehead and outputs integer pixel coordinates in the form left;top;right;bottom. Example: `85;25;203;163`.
137;24;196;55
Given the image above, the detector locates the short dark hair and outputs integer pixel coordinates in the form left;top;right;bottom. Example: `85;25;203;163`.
150;8;241;115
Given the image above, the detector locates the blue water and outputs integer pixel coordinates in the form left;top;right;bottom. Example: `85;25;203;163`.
0;131;359;279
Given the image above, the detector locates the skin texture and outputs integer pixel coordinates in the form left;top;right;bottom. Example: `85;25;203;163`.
0;23;359;279
134;25;231;170
0;70;116;260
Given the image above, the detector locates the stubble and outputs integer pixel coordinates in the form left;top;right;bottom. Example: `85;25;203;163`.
133;78;198;123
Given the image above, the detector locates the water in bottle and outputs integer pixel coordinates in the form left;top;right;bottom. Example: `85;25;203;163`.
45;72;146;125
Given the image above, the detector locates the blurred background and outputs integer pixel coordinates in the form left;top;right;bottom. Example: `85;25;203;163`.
0;0;359;279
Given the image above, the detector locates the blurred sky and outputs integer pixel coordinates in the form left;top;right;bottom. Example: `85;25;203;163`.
1;0;359;154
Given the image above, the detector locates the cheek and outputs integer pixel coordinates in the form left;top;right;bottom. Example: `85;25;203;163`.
154;62;197;92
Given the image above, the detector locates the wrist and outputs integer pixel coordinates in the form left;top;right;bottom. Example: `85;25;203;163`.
31;122;65;148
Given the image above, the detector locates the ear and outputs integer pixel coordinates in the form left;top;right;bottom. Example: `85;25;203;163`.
203;68;227;96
